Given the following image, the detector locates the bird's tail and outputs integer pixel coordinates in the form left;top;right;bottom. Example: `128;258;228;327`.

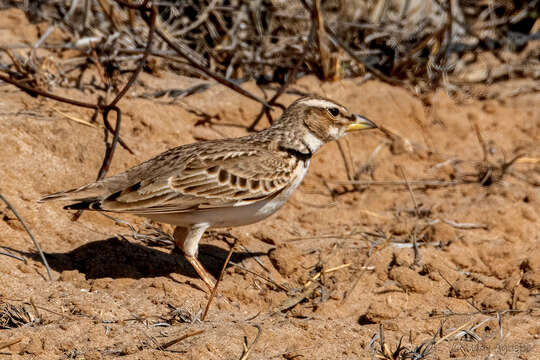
39;182;105;203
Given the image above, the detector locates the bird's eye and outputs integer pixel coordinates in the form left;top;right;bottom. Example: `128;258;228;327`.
328;108;339;117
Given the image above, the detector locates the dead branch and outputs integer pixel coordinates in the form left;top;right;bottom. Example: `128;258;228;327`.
157;330;205;350
239;324;262;360
202;239;236;321
0;192;53;281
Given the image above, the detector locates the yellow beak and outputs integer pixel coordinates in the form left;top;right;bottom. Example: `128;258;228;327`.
346;114;377;132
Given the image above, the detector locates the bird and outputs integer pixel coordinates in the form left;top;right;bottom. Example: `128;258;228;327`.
40;95;377;290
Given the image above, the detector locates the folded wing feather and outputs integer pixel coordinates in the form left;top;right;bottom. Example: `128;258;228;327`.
81;146;294;214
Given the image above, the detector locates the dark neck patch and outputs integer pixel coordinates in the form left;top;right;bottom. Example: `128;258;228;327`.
279;145;312;162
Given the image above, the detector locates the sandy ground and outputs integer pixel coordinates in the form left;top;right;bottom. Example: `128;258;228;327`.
1;8;539;360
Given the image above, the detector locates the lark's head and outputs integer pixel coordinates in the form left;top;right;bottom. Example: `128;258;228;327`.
272;95;377;154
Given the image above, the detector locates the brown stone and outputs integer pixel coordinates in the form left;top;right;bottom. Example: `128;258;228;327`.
452;279;483;298
268;243;301;277
388;266;432;294
475;288;511;310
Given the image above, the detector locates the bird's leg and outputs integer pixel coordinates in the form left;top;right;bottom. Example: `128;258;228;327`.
173;224;215;291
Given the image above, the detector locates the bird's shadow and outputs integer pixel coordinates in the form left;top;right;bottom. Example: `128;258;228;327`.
9;237;266;281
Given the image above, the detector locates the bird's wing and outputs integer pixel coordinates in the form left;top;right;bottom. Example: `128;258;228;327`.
71;146;298;214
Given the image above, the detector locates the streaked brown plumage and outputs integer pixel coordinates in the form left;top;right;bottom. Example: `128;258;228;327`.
40;95;377;290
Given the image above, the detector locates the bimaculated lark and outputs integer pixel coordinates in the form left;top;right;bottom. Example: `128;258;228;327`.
40;95;377;290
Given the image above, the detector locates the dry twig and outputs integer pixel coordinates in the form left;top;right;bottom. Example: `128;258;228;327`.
157;330;204;350
0;192;52;281
202;239;237;321
239;324;262;360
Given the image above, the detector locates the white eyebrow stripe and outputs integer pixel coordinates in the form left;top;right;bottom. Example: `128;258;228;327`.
298;98;344;110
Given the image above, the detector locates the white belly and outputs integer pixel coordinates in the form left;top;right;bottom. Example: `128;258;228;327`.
145;161;310;228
